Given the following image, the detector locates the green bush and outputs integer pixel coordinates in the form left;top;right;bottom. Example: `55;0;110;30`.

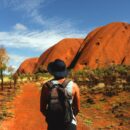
69;65;130;86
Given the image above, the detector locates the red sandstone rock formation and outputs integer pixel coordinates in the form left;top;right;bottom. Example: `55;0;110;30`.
17;58;38;74
74;22;130;70
35;38;84;72
17;22;130;73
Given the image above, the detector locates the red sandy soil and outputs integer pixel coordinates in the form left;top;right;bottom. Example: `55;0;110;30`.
1;83;46;130
79;90;130;130
1;83;89;130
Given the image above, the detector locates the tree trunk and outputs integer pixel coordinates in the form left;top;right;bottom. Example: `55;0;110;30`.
14;80;15;89
0;69;4;90
10;80;12;89
14;78;16;89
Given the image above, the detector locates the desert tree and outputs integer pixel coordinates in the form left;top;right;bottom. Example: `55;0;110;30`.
0;46;9;90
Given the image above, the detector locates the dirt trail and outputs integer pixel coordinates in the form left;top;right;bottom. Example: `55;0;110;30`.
1;83;89;130
1;83;46;130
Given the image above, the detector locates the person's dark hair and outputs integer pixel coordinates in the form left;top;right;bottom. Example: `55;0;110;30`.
54;76;65;80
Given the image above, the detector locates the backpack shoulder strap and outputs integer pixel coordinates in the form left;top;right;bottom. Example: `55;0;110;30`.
45;80;54;90
62;79;71;88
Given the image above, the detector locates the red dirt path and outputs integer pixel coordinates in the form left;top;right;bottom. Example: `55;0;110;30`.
1;83;89;130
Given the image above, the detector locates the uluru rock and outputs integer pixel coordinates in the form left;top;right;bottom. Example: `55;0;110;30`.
17;58;38;74
17;22;130;74
35;38;84;72
74;22;130;70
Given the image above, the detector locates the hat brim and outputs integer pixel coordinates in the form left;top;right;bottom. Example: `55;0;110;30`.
51;69;68;77
48;62;68;77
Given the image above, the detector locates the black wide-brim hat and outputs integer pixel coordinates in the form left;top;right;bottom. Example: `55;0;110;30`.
47;59;68;78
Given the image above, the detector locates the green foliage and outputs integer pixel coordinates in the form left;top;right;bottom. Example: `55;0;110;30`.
0;46;9;64
0;105;14;121
70;64;130;86
19;73;27;80
93;68;106;77
0;46;9;82
37;72;51;78
115;64;128;75
84;118;93;126
93;103;103;110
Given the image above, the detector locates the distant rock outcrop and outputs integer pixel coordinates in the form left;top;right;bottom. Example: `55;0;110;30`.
35;38;84;72
74;22;130;70
17;22;130;74
17;58;38;74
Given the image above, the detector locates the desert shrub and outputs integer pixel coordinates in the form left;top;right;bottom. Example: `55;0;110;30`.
84;118;93;126
42;72;52;78
34;72;52;81
19;73;24;78
71;70;87;82
115;65;128;77
69;65;130;87
93;68;106;77
0;104;14;121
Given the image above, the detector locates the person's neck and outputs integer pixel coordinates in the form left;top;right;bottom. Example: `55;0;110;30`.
54;77;66;83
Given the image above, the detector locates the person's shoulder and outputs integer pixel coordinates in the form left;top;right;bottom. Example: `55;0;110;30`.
41;80;52;91
71;80;78;87
42;79;53;86
69;80;79;92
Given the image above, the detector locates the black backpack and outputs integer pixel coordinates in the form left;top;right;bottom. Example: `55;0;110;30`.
45;79;73;125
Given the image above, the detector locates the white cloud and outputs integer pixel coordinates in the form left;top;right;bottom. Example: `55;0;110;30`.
13;23;27;31
0;27;87;70
2;0;71;28
3;0;44;12
2;0;46;25
0;29;86;51
16;0;44;12
8;53;30;70
1;0;89;70
1;0;87;31
9;54;29;64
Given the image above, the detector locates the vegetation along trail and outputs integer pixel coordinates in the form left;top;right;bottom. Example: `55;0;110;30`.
1;83;88;130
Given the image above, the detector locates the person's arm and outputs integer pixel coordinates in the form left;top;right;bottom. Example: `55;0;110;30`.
72;83;80;116
40;84;48;116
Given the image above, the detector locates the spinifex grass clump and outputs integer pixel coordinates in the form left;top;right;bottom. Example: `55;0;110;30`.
18;72;52;83
69;64;130;94
0;104;14;121
0;81;20;122
35;72;52;81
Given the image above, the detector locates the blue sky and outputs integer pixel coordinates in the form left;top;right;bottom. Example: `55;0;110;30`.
0;0;130;70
